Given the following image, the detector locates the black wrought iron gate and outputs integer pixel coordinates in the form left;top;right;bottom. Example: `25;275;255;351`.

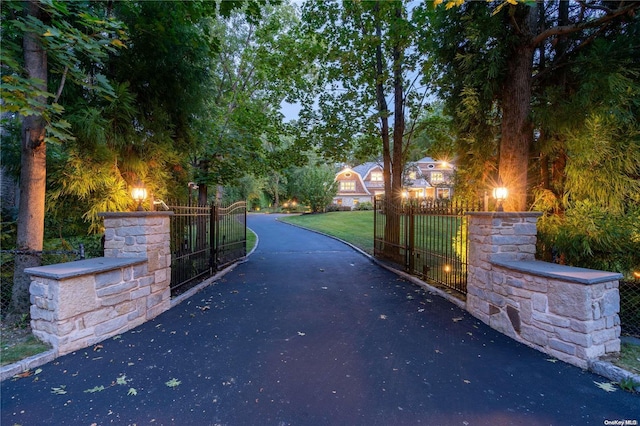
169;201;247;297
374;196;482;295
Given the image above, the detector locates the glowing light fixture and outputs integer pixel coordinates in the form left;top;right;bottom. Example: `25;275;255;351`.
131;181;147;211
492;184;508;212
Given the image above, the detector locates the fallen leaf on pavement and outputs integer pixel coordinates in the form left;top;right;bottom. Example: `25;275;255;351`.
593;381;616;392
166;378;181;388
13;370;33;379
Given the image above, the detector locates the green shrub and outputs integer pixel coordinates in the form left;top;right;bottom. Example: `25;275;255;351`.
355;202;373;211
536;201;640;279
326;204;352;212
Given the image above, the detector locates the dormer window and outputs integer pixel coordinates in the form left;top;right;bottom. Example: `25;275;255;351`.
344;172;352;178
371;171;383;182
340;181;356;191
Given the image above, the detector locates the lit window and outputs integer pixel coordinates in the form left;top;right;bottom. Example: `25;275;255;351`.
353;198;359;206
337;199;342;205
409;171;416;180
431;172;444;184
371;171;383;182
437;188;450;199
340;181;356;191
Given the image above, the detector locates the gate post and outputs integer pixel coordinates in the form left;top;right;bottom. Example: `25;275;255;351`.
212;204;219;271
407;201;415;272
99;211;173;319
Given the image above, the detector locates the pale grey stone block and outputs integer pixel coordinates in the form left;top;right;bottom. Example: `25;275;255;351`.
138;276;154;287
605;339;621;353
576;344;605;360
592;328;617;345
499;228;515;235
492;235;522;245
131;286;151;300
513;223;537;235
592;301;602;320
548;281;591;321
557;328;591;347
57;320;76;336
569;318;605;334
146;301;169;320
127;308;145;321
524;278;548;293
520;324;548;347
506;277;524;288
133;264;149;278
101;292;131;306
83;307;117;327
549;338;576;355
519;299;532;323
531;293;547;312
95;269;123;288
30;306;54;321
532;311;571;328
146;291;166;309
602;290;620;316
96;280;137;298
94;315;129;336
29;281;48;297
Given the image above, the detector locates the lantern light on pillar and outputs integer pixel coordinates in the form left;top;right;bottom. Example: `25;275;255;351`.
492;185;508;212
131;181;148;211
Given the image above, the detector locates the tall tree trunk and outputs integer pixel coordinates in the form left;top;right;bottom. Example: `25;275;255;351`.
273;173;280;209
499;7;535;212
372;4;399;261
391;4;405;206
198;184;208;206
11;0;48;316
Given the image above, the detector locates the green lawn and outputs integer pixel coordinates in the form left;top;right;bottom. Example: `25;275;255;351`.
279;211;374;254
247;227;257;253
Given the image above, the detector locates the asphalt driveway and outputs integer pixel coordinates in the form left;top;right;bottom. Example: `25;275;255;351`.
1;214;638;425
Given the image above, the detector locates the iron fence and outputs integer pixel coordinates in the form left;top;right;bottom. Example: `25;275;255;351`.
1;244;102;322
374;196;483;296
169;201;246;297
620;280;640;338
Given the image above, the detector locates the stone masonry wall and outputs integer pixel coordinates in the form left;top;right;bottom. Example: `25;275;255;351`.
28;212;173;356
466;212;621;369
30;258;147;355
100;212;172;320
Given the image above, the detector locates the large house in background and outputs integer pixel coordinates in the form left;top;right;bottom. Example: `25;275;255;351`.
332;156;455;209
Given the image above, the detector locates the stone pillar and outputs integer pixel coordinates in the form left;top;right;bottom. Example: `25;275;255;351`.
99;211;173;319
467;212;542;265
466;212;542;322
465;212;622;369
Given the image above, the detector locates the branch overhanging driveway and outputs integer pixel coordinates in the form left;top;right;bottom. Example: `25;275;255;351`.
1;214;638;425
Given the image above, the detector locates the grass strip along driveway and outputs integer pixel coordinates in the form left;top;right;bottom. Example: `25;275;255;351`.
279;211;374;254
